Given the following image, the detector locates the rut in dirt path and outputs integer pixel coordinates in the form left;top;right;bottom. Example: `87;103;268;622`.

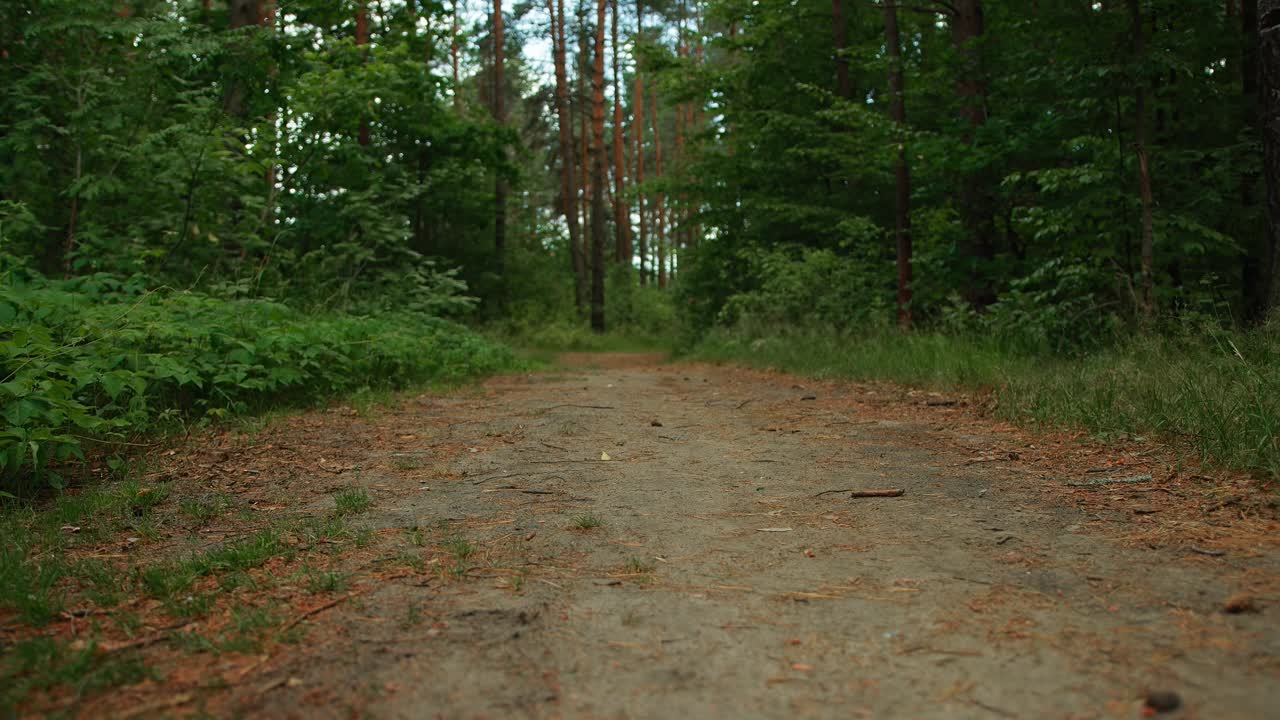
242;356;1277;720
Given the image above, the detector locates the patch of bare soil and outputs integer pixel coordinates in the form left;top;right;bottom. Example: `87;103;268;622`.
47;357;1280;718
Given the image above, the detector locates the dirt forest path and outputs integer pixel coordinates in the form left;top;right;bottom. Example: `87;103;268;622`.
133;354;1277;719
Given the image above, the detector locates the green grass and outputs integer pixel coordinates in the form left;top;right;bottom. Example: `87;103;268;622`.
1;636;152;714
443;537;475;561
571;514;603;530
694;325;1280;481
332;488;372;516
625;558;654;575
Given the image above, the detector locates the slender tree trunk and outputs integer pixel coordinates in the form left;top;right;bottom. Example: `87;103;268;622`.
356;1;371;146
652;84;666;289
590;0;608;331
634;0;648;284
884;1;912;330
452;0;462;109
493;0;508;263
581;101;591;244
224;0;263;118
1243;0;1272;320
1260;0;1280;317
831;0;850;99
951;0;995;307
1130;0;1156;320
550;0;588;311
611;0;631;265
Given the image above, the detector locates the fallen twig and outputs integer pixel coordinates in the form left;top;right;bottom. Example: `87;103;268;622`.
812;488;854;498
1190;546;1225;557
116;693;194;719
1064;474;1153;487
849;489;904;498
526;460;618;465
538;404;615;412
101;620;196;655
735;398;757;409
279;593;353;635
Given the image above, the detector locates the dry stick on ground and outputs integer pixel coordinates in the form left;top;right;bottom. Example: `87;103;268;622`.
101;620;196;654
537;404;616;411
1064;474;1154;487
526;459;619;465
278;592;354;635
850;489;905;498
1191;546;1226;557
812;488;905;498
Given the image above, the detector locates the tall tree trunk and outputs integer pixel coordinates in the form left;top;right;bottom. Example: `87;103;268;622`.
452;0;462;109
581;99;591;245
633;0;648;285
1243;0;1272;320
590;0;608;331
885;1;912;331
550;0;588;312
493;0;508;264
950;0;995;307
611;0;631;265
831;0;850;99
356;1;370;146
1130;0;1156;320
652;84;666;289
1261;0;1280;317
224;0;263;119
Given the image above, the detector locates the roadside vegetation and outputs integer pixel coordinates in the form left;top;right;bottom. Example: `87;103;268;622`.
694;324;1280;482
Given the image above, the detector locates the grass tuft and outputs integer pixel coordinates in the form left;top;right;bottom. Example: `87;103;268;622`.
694;325;1280;481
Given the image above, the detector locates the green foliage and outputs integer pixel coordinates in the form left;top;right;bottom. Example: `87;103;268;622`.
332;488;372;516
0;272;518;495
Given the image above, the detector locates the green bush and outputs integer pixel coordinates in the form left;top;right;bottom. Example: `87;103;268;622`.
0;275;517;495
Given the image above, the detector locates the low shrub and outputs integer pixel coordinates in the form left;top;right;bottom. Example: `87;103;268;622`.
0;276;518;495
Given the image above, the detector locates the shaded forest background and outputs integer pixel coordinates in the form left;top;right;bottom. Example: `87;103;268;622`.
3;0;1280;492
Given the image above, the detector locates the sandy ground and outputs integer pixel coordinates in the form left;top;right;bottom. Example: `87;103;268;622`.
63;354;1280;719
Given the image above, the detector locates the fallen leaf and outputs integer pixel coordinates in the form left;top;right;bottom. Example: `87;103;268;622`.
600;452;611;461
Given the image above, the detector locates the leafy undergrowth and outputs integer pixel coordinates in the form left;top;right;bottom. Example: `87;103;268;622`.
694;325;1280;483
1;276;520;495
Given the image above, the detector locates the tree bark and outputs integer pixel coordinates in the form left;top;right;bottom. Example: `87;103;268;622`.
950;0;995;307
452;0;462;109
634;0;648;284
550;0;589;312
611;0;631;265
590;0;608;331
652;84;666;289
1261;0;1280;317
832;0;850;99
1130;0;1156;320
224;0;264;119
1243;0;1273;320
356;1;370;146
493;0;507;263
884;1;912;331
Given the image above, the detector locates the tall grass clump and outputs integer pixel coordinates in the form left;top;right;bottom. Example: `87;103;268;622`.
695;323;1280;481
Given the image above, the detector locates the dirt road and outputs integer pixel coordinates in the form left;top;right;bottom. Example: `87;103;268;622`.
106;355;1280;718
